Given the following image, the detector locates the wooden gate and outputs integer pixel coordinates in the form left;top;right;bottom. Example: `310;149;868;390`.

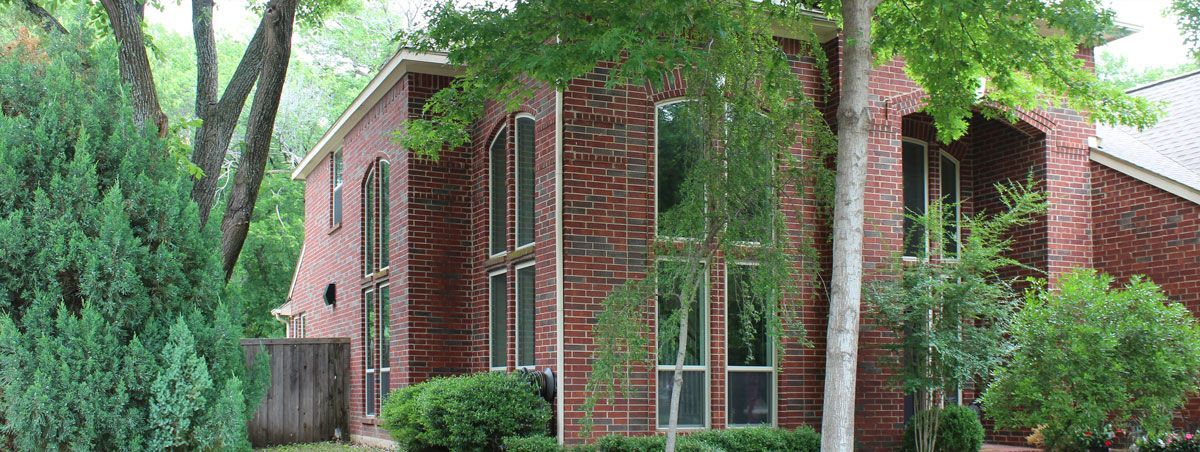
243;338;350;447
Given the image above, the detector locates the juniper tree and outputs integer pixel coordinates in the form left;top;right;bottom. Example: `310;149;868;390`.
0;33;267;450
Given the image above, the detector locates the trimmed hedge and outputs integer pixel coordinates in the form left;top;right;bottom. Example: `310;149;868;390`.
504;435;563;452
503;426;820;451
901;405;985;452
380;372;551;451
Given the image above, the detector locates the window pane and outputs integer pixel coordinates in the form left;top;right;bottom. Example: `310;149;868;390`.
657;370;706;427
517;117;536;247
728;372;773;425
657;261;706;366
490;273;508;368
490;128;508;255
902;141;927;257
364;170;375;273
365;290;376;371
332;150;343;226
366;370;376;416
940;154;960;256
517;265;536;367
379;161;390;268
380;286;390;369
656;102;703;234
380;370;389;407
728;265;770;367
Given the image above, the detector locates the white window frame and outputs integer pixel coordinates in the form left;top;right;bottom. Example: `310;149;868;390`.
654;99;698;242
377;159;391;272
653;257;710;430
514;114;537;251
939;151;962;260
514;260;537;370
901;138;930;261
489;126;509;258
488;267;509;371
331;149;344;228
724;261;777;428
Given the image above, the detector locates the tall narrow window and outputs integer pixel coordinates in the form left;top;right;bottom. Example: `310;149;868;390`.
656;101;704;235
364;289;376;415
940;153;961;258
727;263;774;426
656;260;708;428
378;160;390;269
516;262;536;368
490;127;508;256
364;168;375;274
902;140;928;257
363;160;390;275
363;284;390;416
516;116;536;248
489;270;508;370
331;149;343;227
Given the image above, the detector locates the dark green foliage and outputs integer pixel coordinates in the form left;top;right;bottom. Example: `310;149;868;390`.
380;372;552;451
686;426;821;452
503;435;563;452
982;270;1200;449
901;406;984;452
0;33;262;450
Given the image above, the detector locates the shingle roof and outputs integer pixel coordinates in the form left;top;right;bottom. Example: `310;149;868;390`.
1094;71;1200;202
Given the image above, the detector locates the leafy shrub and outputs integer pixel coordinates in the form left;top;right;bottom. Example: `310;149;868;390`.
981;270;1200;449
592;427;819;452
0;30;264;450
380;372;551;450
504;435;563;452
1138;430;1200;451
688;426;820;452
901;406;986;452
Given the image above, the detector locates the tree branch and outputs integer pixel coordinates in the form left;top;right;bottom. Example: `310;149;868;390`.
191;22;267;225
220;0;298;280
22;0;67;34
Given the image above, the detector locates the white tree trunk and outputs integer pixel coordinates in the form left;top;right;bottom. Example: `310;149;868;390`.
821;0;878;450
665;256;706;452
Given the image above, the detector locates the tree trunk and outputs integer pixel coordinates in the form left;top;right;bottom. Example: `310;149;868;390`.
821;0;878;450
219;0;297;280
99;0;168;137
191;23;267;226
664;254;707;452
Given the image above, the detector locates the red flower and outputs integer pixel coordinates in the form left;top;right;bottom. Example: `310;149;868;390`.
1105;440;1112;447
1084;431;1093;437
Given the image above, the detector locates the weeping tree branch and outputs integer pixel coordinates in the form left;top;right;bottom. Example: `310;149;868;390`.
98;0;168;137
220;0;298;280
191;20;267;225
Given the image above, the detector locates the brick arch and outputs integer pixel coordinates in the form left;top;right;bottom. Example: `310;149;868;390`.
645;68;687;104
481;116;509;149
885;90;1056;137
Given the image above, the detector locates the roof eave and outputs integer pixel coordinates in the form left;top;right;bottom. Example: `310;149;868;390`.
292;50;457;181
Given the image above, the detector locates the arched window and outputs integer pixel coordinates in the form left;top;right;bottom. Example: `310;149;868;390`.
363;159;390;275
515;115;536;248
655;101;704;236
489;126;508;256
940;152;961;258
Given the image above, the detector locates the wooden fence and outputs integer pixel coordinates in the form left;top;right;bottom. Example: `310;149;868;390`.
242;338;350;447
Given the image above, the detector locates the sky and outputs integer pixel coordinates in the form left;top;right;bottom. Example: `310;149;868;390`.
146;0;1194;72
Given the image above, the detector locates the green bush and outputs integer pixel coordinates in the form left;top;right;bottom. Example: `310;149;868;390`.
901;406;984;452
380;372;551;450
0;31;264;450
591;427;819;452
981;270;1200;449
688;426;820;452
503;435;563;452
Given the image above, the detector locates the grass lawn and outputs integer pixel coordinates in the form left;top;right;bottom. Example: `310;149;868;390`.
256;442;385;452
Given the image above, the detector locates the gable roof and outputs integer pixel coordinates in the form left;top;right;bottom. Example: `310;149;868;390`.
1093;71;1200;205
291;50;456;181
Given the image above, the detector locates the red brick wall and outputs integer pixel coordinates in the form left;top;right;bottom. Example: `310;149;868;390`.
290;40;1102;447
1092;161;1200;423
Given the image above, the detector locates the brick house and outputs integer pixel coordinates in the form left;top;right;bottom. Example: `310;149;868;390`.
277;16;1198;449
